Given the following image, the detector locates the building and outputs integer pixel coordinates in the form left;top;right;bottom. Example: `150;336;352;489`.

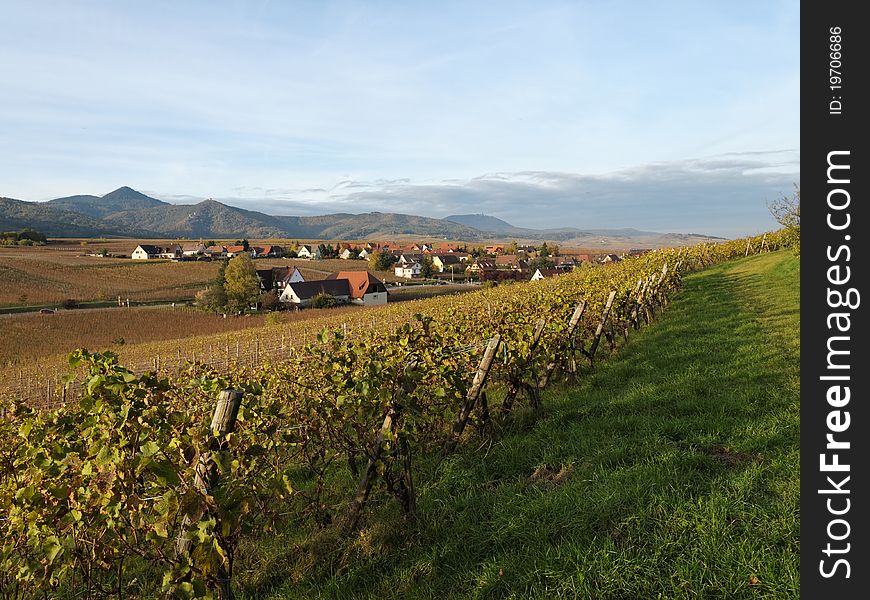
279;279;352;307
325;271;389;305
431;254;462;273
181;243;207;256
530;268;563;281
395;262;422;278
131;244;181;260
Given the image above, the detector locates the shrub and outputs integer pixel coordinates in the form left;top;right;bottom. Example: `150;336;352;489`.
310;293;337;309
62;298;79;310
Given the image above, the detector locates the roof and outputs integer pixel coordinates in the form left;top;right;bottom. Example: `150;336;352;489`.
136;244;161;254
226;245;247;253
256;268;275;289
325;271;388;298
285;279;351;300
534;268;562;278
433;254;461;265
206;245;226;253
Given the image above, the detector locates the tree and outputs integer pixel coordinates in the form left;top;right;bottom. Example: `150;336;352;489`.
260;289;280;311
768;185;800;255
528;256;555;273
200;259;228;311
420;255;436;278
538;242;551;258
224;254;260;313
369;250;397;271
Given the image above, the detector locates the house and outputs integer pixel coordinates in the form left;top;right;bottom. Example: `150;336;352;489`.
251;245;280;258
339;247;358;260
279;279;351;307
357;248;370;260
484;245;506;255
258;266;305;292
205;245;227;257
397;253;424;266
131;244;182;259
466;261;497;276
325;271;388;305
495;255;529;271
158;245;183;259
431;254;462;273
553;257;577;271
600;254;622;264
531;268;563;281
131;244;162;260
296;244;321;259
225;245;248;257
182;243;207;256
395;262;422;278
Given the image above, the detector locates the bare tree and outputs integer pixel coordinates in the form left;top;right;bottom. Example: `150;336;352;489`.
768;185;800;255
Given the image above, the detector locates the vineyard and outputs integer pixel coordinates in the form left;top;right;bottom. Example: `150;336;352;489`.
0;231;787;599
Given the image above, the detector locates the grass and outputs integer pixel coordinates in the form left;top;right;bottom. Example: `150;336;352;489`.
231;251;799;599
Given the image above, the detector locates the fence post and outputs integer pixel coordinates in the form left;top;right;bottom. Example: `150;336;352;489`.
172;389;243;599
441;335;501;456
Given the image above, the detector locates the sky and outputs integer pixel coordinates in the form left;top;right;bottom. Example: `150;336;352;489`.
0;0;799;238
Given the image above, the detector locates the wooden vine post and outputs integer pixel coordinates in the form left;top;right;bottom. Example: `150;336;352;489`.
344;360;419;531
587;290;617;364
500;318;547;417
442;335;502;457
539;300;586;389
172;389;243;600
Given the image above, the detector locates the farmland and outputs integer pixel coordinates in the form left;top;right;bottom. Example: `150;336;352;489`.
0;245;218;307
0;233;800;598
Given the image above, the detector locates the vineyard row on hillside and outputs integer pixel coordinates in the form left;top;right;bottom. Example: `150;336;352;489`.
0;231;787;599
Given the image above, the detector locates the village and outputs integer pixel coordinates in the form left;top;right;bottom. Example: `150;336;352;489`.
128;239;652;309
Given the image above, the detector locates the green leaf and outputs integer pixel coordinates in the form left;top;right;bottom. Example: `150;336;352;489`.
140;440;161;457
44;536;63;565
148;460;181;486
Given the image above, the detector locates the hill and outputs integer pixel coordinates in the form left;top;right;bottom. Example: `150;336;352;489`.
445;213;725;246
2;187;725;245
0;196;140;237
46;186;168;219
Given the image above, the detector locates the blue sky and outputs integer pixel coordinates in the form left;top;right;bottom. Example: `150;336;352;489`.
0;0;799;237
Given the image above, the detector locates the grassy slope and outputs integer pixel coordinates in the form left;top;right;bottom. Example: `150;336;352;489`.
240;251;800;600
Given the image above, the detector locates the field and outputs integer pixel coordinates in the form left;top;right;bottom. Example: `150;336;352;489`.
0;245;218;307
0;242;413;308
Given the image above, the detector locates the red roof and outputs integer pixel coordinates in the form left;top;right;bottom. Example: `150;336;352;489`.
325;271;388;298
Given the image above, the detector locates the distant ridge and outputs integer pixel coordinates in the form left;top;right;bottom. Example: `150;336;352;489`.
0;186;726;247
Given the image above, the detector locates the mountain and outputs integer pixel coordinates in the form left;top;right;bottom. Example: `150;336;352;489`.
1;187;726;246
444;214;518;233
0;197;140;237
46;186;168;219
